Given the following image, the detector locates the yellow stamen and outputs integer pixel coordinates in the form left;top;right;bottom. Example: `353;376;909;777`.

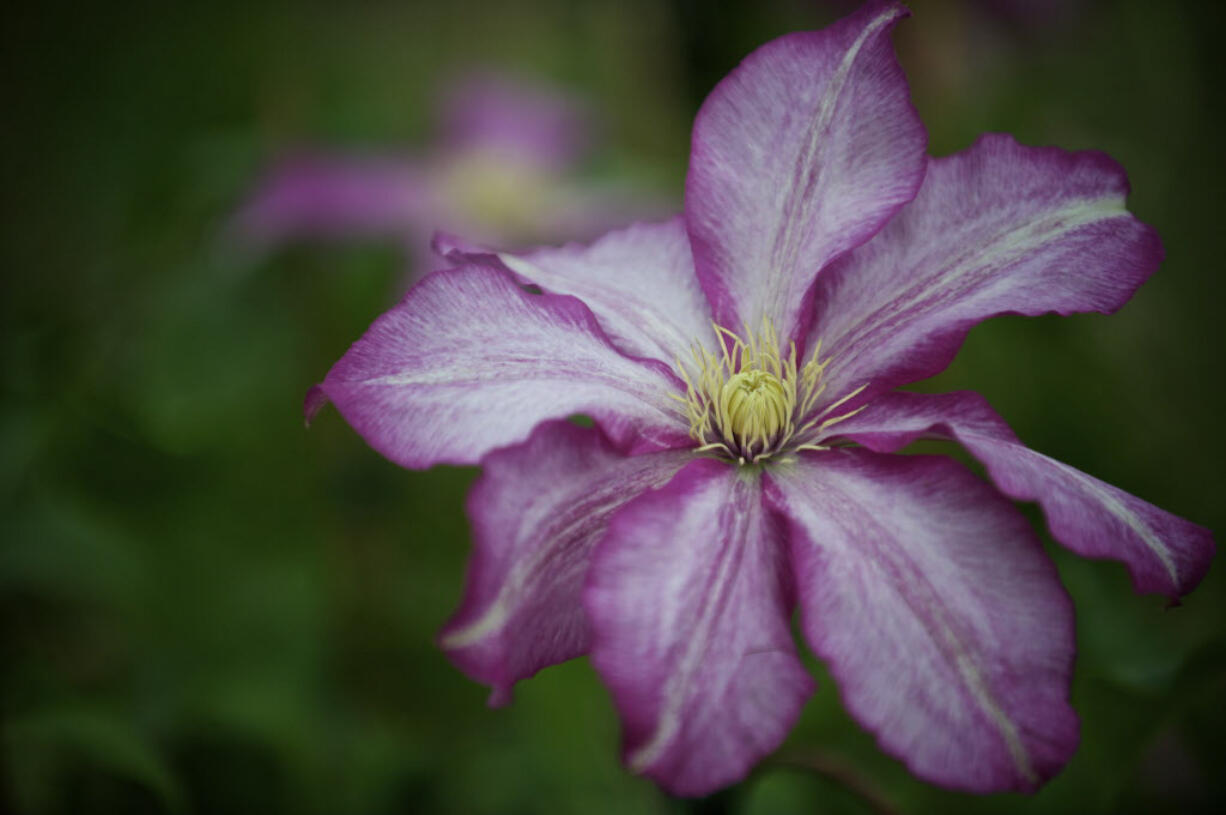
719;370;788;449
674;319;843;464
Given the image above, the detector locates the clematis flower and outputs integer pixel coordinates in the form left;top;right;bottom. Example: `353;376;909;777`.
309;1;1215;798
235;73;658;277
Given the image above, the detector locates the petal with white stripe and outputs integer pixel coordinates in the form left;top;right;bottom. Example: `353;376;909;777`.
316;265;691;468
441;421;692;705
435;217;717;364
685;0;926;346
834;390;1215;598
765;449;1078;792
808;133;1164;411
585;459;813;796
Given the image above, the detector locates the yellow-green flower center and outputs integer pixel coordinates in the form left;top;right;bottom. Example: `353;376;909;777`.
671;321;867;465
720;370;789;446
441;149;558;234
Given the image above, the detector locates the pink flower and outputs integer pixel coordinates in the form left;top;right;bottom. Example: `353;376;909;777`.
309;1;1214;797
235;73;655;275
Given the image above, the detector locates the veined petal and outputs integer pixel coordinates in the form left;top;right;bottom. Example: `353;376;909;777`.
809;134;1164;410
235;154;430;246
317;265;690;468
585;459;813;796
765;449;1078;793
435;217;717;363
440;421;693;706
835;391;1215;599
685;0;926;346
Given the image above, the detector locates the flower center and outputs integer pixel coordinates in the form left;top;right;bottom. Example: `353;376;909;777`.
441;149;558;234
671;321;867;465
720;370;789;445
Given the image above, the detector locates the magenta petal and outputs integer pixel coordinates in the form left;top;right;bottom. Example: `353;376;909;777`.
438;73;591;171
585;459;814;797
685;0;926;345
809;134;1164;411
765;449;1078;793
441;421;692;706
836;391;1215;598
436;218;718;363
303;385;328;427
318;265;690;468
235;153;430;246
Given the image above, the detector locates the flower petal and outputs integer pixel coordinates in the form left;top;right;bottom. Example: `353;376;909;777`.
235;154;429;246
835;391;1215;598
809;134;1164;410
435;217;717;363
585;459;813;796
438;73;591;170
765;449;1078;792
440;420;692;706
317;265;690;468
685;0;926;345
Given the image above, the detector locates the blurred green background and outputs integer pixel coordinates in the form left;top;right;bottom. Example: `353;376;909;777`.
3;0;1224;812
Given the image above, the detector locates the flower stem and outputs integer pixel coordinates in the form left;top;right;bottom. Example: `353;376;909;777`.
768;750;899;815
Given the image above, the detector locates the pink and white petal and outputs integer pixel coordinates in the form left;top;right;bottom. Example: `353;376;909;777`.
833;391;1215;599
765;449;1078;793
234;153;432;246
435;218;716;364
441;421;693;706
685;1;926;346
585;459;814;797
809;134;1164;411
317;265;691;469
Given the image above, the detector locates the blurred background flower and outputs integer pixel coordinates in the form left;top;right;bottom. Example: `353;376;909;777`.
2;1;1224;814
235;72;666;285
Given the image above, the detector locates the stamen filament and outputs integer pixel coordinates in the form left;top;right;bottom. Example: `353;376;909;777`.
673;320;856;465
